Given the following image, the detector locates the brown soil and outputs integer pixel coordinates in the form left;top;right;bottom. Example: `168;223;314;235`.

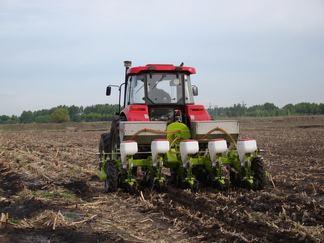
0;116;323;242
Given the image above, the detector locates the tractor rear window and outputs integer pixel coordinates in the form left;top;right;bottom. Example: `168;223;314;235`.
147;74;188;104
128;73;194;105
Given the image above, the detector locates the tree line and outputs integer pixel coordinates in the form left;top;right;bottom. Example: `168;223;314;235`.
0;102;323;124
0;104;119;124
207;102;324;118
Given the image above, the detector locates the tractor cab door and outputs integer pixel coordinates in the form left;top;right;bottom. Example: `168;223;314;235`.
128;75;146;105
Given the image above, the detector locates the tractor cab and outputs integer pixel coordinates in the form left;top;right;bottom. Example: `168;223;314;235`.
107;62;211;124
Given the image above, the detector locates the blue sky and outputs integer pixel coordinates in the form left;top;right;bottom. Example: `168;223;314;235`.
0;0;324;115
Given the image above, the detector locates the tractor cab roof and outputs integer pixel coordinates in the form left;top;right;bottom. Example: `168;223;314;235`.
128;64;196;75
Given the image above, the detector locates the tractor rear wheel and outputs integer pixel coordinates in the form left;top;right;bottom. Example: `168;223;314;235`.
99;133;111;159
104;160;118;192
251;157;266;190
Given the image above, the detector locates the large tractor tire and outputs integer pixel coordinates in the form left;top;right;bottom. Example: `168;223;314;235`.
99;133;111;160
99;132;120;192
251;156;266;190
104;160;118;192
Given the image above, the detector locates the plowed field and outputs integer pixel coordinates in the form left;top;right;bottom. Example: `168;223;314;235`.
0;116;323;242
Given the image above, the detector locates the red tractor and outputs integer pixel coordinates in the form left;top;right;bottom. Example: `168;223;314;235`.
98;61;266;192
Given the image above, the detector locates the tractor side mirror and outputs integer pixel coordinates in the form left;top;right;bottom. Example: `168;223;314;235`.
192;85;198;96
106;86;112;96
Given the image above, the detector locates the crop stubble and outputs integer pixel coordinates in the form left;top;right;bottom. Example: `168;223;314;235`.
0;117;323;242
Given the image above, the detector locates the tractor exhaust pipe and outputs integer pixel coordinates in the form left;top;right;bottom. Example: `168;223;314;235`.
123;61;132;108
124;60;132;82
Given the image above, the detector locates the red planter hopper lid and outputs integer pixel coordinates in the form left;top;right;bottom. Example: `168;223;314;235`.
239;138;255;141
122;140;136;143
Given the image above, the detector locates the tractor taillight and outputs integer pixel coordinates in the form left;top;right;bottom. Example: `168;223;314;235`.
130;106;146;111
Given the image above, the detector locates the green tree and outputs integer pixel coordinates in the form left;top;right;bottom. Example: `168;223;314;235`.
34;115;51;123
81;112;104;122
282;104;295;115
50;107;70;123
9;115;19;124
68;105;83;122
294;102;318;115
20;111;34;123
0;115;11;124
319;103;324;114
